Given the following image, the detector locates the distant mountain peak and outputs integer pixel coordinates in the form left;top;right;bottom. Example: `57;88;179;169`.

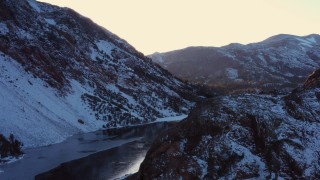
150;33;320;94
262;33;297;43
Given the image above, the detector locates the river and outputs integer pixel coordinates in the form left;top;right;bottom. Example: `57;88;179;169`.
0;122;176;180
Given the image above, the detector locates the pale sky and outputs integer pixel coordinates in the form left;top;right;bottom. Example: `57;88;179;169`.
38;0;320;55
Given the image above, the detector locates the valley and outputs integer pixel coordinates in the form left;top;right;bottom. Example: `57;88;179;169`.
0;0;319;179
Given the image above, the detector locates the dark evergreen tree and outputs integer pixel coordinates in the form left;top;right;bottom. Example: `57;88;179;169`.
0;134;23;158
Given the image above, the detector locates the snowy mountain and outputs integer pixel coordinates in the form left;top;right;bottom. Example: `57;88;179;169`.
132;69;320;179
0;0;199;147
150;34;320;93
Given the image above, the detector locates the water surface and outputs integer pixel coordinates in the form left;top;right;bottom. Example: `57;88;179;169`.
0;122;174;180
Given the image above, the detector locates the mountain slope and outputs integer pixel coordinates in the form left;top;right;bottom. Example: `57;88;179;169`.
150;34;320;93
133;69;320;179
0;0;199;147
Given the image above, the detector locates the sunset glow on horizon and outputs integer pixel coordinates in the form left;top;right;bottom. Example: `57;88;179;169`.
38;0;320;54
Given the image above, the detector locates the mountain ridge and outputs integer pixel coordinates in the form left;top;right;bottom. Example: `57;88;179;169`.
0;0;200;147
150;33;320;94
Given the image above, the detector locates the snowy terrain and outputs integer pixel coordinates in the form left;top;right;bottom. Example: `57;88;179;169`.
133;69;320;179
0;0;199;148
150;34;320;92
0;53;104;147
155;114;188;123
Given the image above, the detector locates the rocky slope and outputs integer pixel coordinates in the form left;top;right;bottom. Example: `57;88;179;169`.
132;69;320;179
150;34;320;93
0;0;200;147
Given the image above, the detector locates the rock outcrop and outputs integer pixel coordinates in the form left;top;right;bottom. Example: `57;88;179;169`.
133;69;320;179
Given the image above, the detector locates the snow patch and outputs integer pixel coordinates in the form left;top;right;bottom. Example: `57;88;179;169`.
90;40;115;61
96;40;115;55
180;139;187;151
296;38;313;47
107;84;119;93
27;0;41;13
270;104;286;116
257;55;267;66
155;114;187;122
121;93;136;105
45;18;56;25
285;72;294;77
89;47;99;61
306;37;316;43
0;155;24;165
193;156;208;179
229;140;268;178
16;29;33;40
225;68;239;80
202;135;212;144
0;23;9;35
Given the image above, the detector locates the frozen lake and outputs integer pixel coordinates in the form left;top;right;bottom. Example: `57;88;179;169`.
0;122;175;180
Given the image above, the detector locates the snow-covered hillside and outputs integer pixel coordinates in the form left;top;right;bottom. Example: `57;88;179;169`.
133;69;320;179
0;0;199;147
150;34;320;93
0;53;104;147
